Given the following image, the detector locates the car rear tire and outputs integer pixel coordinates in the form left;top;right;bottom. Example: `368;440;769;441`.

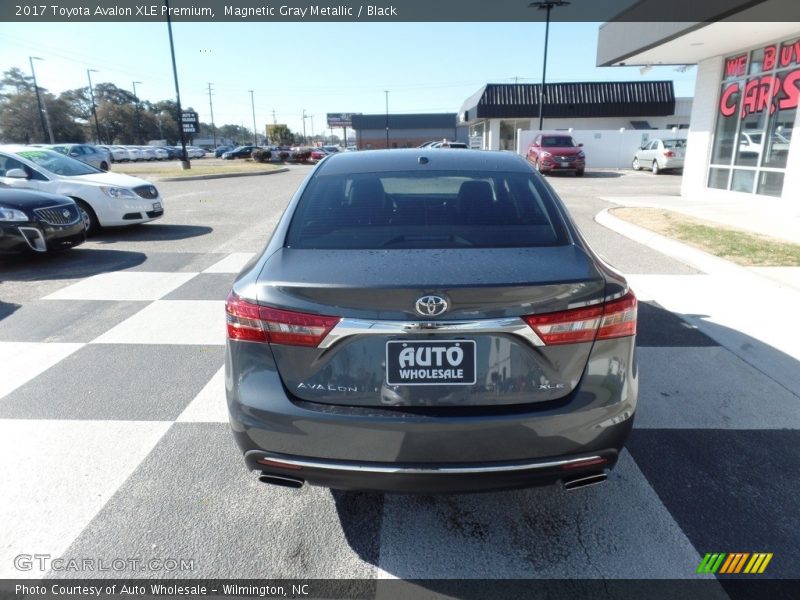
575;169;585;177
75;200;99;237
100;161;109;171
651;161;660;175
632;157;641;170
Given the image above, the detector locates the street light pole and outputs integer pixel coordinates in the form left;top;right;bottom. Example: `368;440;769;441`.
208;82;217;148
529;1;569;131
249;90;257;145
132;80;142;144
384;90;389;149
29;56;51;143
164;0;189;169
86;69;101;144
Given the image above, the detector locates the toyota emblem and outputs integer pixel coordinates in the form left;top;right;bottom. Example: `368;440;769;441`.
415;295;448;317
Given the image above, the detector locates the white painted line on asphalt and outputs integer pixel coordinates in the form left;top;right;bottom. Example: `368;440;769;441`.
0;419;172;578
203;253;256;274
177;366;227;422
90;300;226;345
636;347;800;429
44;271;198;301
0;342;84;400
376;451;718;580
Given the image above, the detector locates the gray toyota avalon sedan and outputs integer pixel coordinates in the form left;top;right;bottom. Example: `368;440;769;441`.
226;149;637;493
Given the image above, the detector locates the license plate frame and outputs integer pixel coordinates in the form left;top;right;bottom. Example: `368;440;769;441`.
386;340;476;386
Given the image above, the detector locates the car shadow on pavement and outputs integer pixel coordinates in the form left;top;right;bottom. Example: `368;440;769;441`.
93;223;212;243
545;170;625;178
0;248;147;281
0;299;21;320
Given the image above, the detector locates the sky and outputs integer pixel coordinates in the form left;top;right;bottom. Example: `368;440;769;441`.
0;21;697;138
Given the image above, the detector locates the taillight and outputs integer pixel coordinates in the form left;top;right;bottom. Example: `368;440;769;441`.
523;291;637;345
663;150;675;157
225;291;340;346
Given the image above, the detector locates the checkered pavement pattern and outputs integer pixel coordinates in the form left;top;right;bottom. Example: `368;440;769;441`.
1;253;797;581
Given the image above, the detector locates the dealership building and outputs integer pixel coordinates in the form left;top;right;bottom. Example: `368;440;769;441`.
598;13;800;200
459;81;691;152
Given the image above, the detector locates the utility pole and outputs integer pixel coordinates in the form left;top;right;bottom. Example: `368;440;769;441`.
132;81;142;143
302;109;307;144
272;108;276;124
207;82;217;148
249;90;257;145
529;1;570;131
87;69;101;144
29;57;50;143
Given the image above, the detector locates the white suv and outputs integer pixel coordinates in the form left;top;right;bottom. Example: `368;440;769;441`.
0;145;163;235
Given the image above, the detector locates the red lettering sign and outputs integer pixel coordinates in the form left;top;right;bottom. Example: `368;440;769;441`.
719;83;739;117
763;45;777;71
779;40;800;69
725;54;747;78
780;69;800;110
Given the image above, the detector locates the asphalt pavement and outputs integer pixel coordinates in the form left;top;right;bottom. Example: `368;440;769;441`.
1;166;797;594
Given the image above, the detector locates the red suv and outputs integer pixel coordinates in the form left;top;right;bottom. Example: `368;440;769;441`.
526;133;585;176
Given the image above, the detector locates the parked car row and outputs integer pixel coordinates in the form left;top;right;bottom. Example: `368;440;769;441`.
0;144;164;254
97;144;207;162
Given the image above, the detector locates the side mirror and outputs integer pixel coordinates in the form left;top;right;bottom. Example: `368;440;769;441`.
578;143;584;147
5;168;28;179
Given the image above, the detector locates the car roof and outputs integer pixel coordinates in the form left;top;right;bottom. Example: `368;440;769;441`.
316;148;529;175
0;144;60;154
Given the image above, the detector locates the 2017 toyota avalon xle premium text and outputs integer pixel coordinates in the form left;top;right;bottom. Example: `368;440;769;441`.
226;149;637;493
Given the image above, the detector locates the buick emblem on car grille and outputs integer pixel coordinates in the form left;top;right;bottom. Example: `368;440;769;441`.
415;295;448;317
62;209;71;218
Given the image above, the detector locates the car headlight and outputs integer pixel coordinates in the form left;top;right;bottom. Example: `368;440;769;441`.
99;186;136;198
540;151;552;158
577;151;585;158
0;207;28;222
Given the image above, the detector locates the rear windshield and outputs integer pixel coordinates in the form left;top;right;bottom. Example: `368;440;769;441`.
285;170;569;249
662;139;686;149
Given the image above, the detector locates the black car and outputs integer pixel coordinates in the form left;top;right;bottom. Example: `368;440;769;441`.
157;146;183;160
222;145;262;160
226;149;638;493
215;145;234;158
0;188;86;254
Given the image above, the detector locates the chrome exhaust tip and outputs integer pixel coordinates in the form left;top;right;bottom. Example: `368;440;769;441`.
258;472;304;489
562;472;607;491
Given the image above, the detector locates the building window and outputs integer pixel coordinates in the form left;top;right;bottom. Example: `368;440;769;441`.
708;36;799;197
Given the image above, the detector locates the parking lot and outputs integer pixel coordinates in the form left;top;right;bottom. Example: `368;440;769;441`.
1;166;797;589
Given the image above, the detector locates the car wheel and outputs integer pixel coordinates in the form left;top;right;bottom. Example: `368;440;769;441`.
632;157;641;170
651;160;660;175
575;169;585;177
75;200;99;236
100;161;109;171
535;160;544;174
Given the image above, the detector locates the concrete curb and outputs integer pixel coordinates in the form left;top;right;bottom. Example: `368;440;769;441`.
596;207;800;396
156;167;289;182
595;208;747;277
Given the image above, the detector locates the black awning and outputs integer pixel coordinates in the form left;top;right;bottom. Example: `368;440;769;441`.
460;81;675;121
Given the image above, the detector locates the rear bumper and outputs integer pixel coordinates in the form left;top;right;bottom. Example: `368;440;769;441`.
244;448;621;493
227;338;637;492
